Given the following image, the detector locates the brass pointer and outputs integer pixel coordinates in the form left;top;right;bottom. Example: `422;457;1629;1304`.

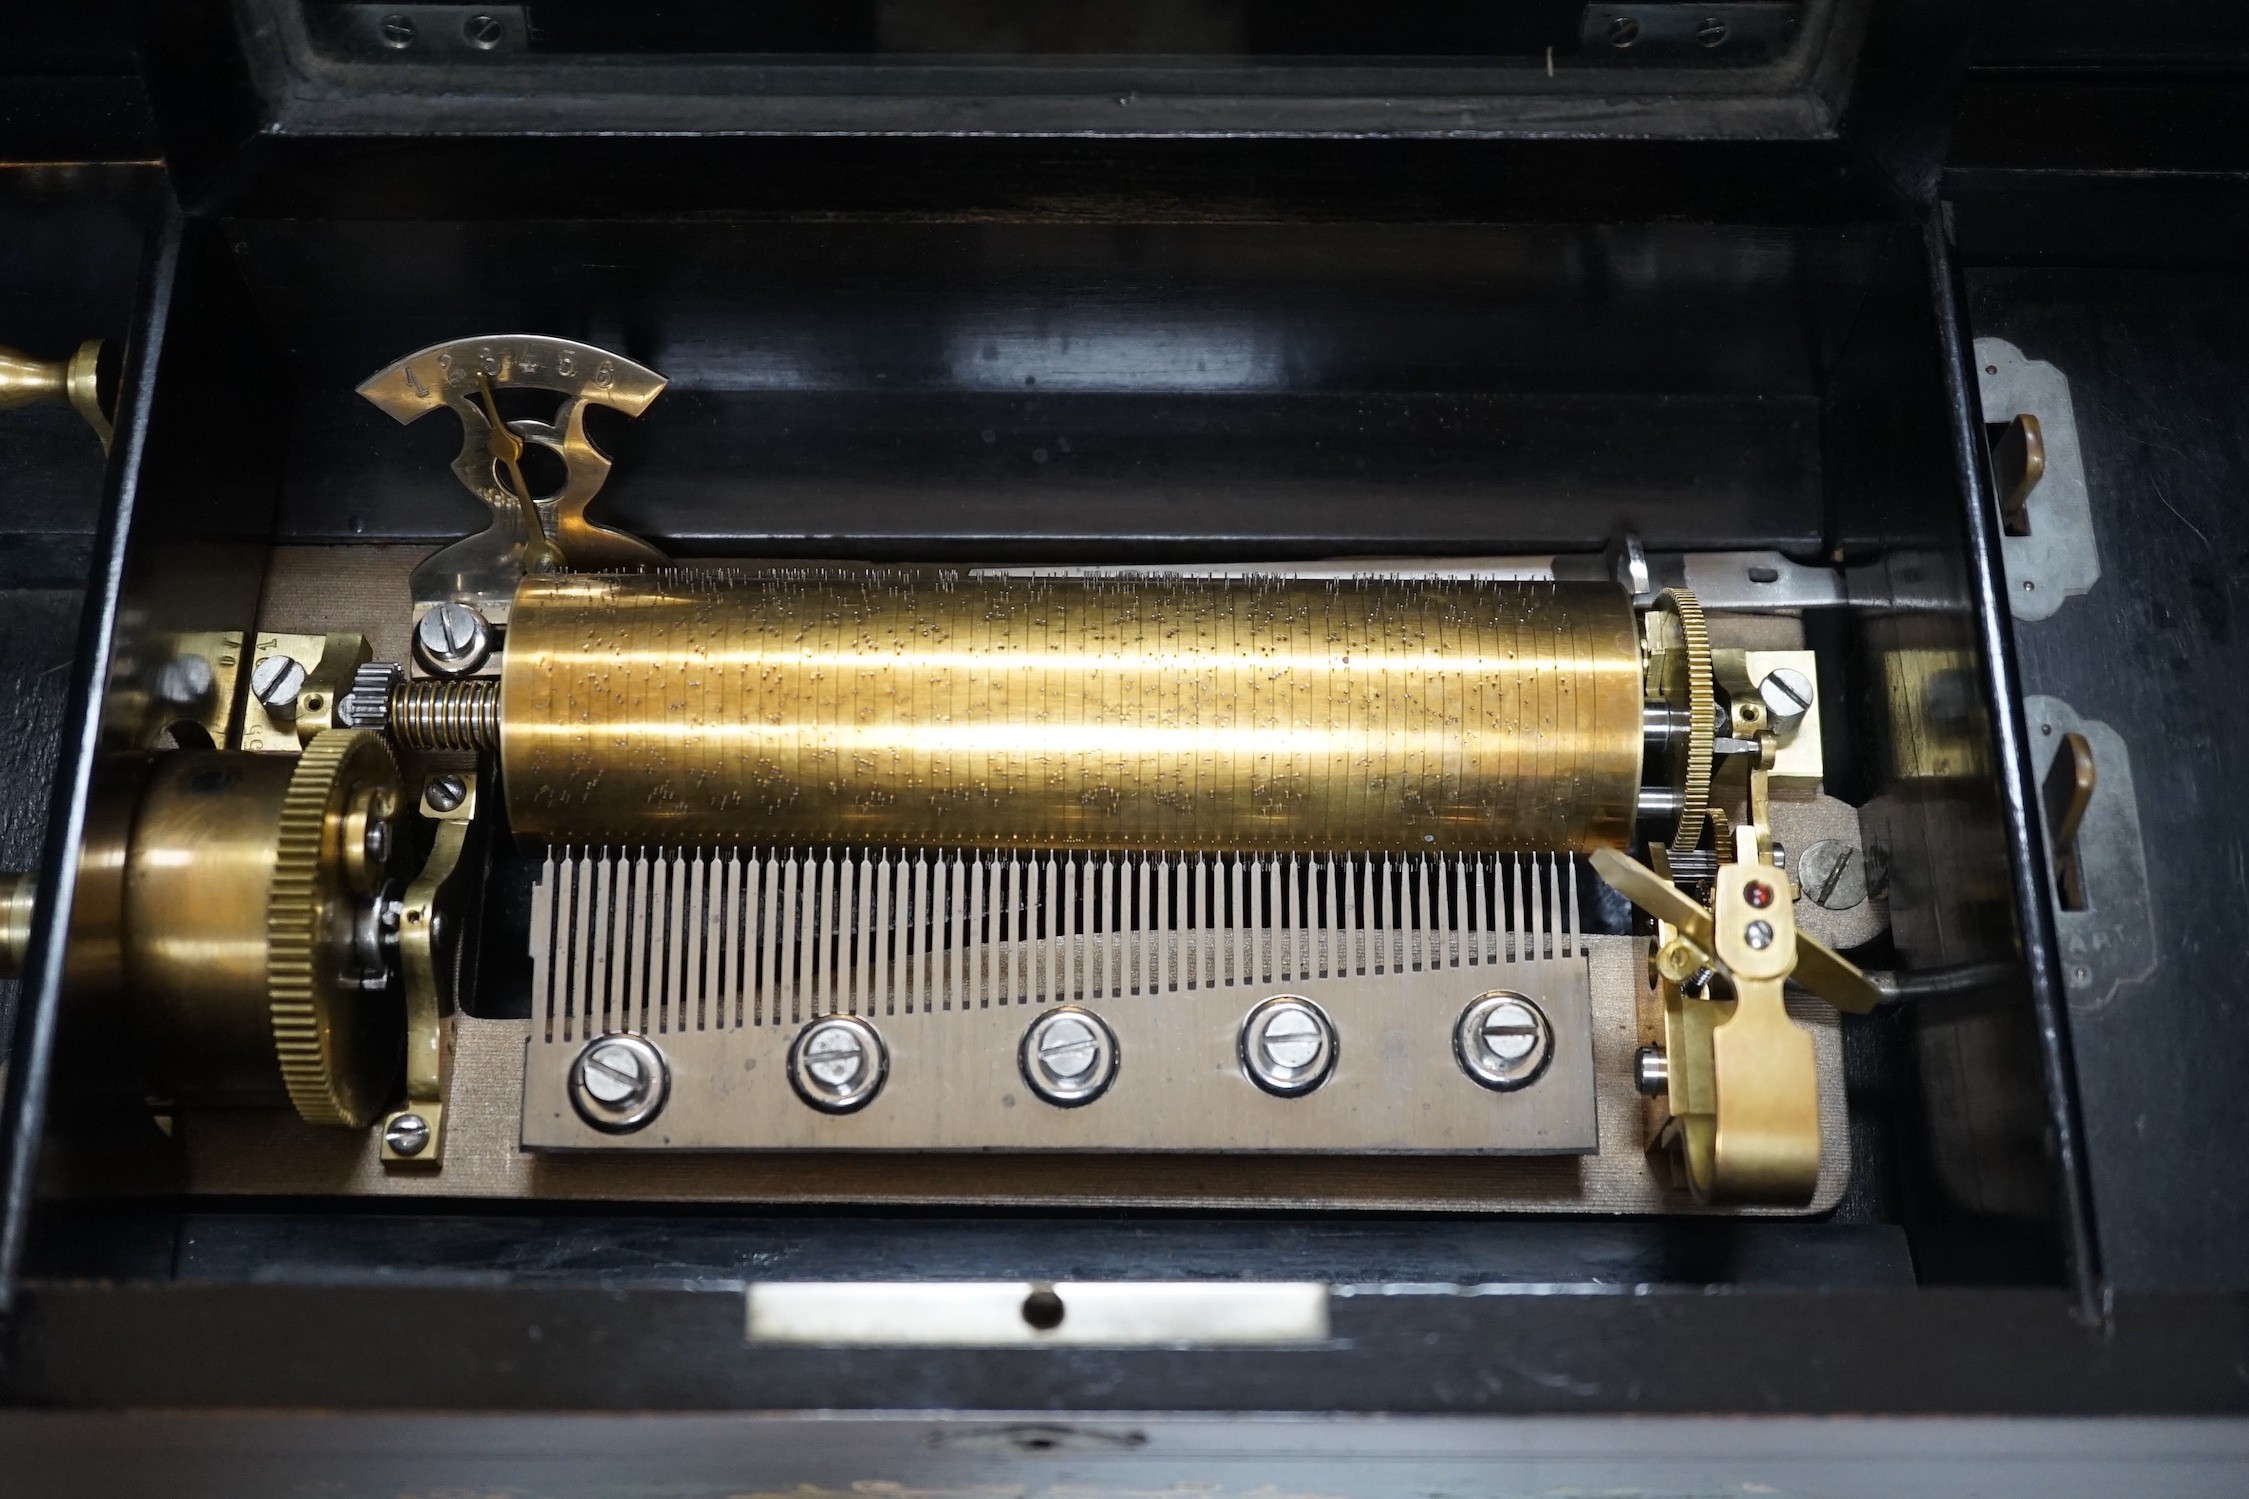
474;371;563;574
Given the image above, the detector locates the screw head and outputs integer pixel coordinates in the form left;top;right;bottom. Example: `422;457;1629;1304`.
249;654;308;715
1757;666;1815;733
1240;996;1337;1097
425;774;467;813
1744;919;1775;951
464;12;506;49
1455;992;1552;1091
1020;1007;1119;1107
363;817;392;867
415;601;492;677
788;1015;888;1114
1695;16;1731;48
1796;838;1868;910
155;653;216;708
1606;15;1641;47
569;1033;669;1132
384;1113;431;1156
377;13;416;49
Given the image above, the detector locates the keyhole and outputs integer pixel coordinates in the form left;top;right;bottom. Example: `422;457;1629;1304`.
1021;1287;1066;1331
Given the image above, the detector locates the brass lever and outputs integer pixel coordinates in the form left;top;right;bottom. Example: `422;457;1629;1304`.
0;339;113;453
1991;412;2045;537
1596;835;1877;1205
2042;729;2096;911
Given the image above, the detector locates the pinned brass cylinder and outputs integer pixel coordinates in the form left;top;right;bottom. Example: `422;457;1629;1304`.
499;573;1647;853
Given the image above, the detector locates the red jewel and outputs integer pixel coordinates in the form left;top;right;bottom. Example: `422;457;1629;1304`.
1744;881;1774;909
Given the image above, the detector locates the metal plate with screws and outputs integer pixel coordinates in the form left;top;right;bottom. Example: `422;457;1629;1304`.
2025;696;2155;1012
524;955;1596;1155
1977;338;2100;621
1579;3;1804;65
334;5;527;58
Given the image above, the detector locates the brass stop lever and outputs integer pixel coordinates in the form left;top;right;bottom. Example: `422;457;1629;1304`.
1991;412;2045;537
2043;730;2096;912
1596;835;1878;1206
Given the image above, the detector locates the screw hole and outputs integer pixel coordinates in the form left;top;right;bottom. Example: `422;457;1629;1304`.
1021;1287;1066;1331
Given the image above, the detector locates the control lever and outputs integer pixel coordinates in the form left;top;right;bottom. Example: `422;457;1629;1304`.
1990;412;2046;537
1596;832;1876;1205
2042;729;2096;912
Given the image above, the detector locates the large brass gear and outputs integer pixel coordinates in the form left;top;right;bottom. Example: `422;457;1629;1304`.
1648;587;1717;856
268;728;405;1127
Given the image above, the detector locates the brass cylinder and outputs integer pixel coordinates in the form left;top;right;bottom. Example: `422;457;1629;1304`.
501;573;1645;852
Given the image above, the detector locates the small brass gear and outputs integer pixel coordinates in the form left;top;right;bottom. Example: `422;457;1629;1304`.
1649;587;1717;856
267;728;404;1127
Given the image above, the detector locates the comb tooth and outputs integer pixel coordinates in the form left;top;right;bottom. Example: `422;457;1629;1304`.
594;847;619;1035
1548;851;1565;961
1418;853;1434;974
806;849;826;1020
1511;852;1527;963
774;848;795;1027
622;849;645;1036
677;848;697;1033
1565;852;1580;959
531;845;558;1043
997;853;1013;1009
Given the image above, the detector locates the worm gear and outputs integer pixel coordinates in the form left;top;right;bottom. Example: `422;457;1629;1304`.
268;728;407;1126
1647;587;1717;857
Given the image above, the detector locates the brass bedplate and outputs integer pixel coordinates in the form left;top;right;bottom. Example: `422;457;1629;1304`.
5;335;1883;1212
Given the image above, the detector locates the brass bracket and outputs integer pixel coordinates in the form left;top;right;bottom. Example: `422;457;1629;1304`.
379;769;484;1168
357;335;669;617
238;632;371;754
1598;829;1877;1205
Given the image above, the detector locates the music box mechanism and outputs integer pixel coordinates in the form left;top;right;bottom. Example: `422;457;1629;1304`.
2;336;1883;1208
